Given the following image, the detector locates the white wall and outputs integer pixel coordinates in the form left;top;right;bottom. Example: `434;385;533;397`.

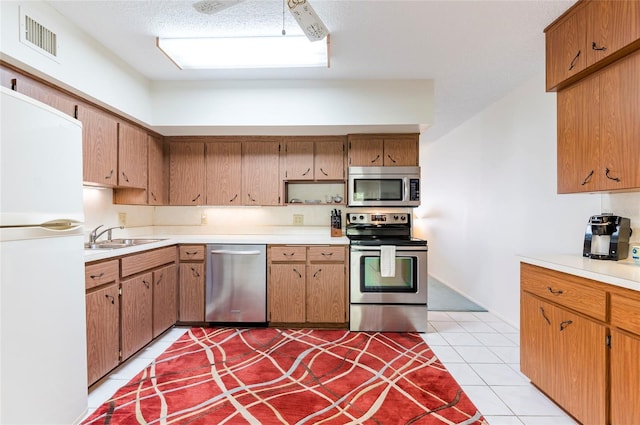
414;72;606;326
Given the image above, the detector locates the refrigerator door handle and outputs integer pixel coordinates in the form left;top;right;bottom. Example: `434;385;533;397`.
40;219;83;231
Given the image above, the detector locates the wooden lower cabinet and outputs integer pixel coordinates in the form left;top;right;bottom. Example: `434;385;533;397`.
268;245;347;327
521;262;640;425
121;272;153;360
178;245;206;322
85;282;119;386
153;264;177;338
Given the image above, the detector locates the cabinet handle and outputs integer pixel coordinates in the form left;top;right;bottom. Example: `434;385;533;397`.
121;171;129;183
302;168;311;176
581;170;594;186
605;168;621;182
320;168;328;176
568;50;581;70
105;169;114;180
192;193;201;203
156;273;163;285
547;287;564;295
539;307;551;325
283;252;295;258
229;194;238;203
321;252;334;257
186;251;198;256
559;320;573;331
386;154;397;163
74;105;79;119
591;41;607;52
293;268;302;278
190;267;200;278
90;272;105;280
247;193;256;202
105;294;115;305
143;280;150;289
313;269;322;278
10;78;17;91
151;192;157;202
371;154;380;164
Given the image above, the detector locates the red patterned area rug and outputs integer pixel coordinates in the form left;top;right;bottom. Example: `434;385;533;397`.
83;327;487;424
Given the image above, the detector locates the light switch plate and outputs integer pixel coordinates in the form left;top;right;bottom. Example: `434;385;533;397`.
293;214;304;225
118;212;127;226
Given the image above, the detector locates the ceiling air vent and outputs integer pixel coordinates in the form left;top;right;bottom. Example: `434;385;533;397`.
21;13;58;59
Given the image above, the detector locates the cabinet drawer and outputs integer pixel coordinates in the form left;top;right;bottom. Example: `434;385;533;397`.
270;246;307;262
308;246;345;262
85;260;119;290
179;245;205;261
121;246;176;278
520;263;607;321
611;293;640;336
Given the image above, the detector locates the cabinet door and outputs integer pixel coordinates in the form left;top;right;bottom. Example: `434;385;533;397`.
306;264;345;323
242;141;281;205
348;138;383;166
268;264;306;323
383;136;418;166
169;141;205;205
85;283;119;386
153;264;177;338
77;104;118;186
586;0;640;68
284;141;314;180
117;122;148;189
178;263;205;322
611;329;640;425
121;272;153;360
315;139;345;180
598;49;640;191
205;142;242;205
520;292;607;425
556;74;600;193
10;73;77;117
546;6;587;91
148;134;167;205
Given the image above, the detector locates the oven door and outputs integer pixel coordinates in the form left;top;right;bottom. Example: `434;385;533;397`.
350;245;427;305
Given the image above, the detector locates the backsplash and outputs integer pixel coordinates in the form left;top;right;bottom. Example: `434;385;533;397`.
602;192;640;245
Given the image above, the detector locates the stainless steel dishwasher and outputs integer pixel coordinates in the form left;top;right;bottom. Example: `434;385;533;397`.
205;244;267;323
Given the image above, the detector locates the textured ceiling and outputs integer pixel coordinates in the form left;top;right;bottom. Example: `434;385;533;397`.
47;0;575;140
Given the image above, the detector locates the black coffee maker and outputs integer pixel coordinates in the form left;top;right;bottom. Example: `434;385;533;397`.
583;214;632;260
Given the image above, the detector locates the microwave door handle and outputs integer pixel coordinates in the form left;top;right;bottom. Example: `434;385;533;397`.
403;177;408;201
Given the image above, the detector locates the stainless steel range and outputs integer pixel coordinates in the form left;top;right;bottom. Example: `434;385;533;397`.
347;213;428;332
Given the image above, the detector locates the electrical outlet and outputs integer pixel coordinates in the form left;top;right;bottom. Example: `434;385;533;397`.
201;213;208;225
293;214;304;225
118;212;127;226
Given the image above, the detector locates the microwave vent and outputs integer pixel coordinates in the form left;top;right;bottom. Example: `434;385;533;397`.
21;14;58;59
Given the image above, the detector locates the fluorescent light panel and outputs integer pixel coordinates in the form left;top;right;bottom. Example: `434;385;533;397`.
157;35;329;69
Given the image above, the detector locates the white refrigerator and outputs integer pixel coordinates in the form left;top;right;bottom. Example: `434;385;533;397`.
0;87;88;424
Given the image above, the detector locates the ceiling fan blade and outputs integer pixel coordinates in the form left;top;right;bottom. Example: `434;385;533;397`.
193;0;246;15
287;0;329;41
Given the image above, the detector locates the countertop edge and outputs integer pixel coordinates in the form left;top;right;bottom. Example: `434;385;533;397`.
518;253;640;292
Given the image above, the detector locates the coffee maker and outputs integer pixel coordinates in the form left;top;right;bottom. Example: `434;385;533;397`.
583;214;632;260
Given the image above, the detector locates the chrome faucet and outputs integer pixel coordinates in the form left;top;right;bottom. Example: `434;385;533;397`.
89;225;124;243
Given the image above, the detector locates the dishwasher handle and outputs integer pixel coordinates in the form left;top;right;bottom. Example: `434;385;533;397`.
210;249;262;255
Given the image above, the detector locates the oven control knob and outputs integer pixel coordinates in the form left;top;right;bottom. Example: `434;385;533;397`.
350;214;358;221
359;215;365;220
400;215;406;221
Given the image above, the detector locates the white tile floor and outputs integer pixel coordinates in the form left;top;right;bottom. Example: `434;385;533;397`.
84;312;578;424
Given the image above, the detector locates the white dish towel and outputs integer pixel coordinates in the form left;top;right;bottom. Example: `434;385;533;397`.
380;245;396;277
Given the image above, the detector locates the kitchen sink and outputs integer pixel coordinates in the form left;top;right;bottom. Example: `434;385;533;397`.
84;238;166;250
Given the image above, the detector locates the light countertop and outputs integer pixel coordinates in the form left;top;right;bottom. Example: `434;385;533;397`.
519;253;640;292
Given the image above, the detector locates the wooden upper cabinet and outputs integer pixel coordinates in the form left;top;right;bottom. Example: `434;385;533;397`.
556;73;600;193
598;49;640;191
284;141;315;180
242;140;281;205
545;0;640;91
148;134;167;205
169;141;205;205
77;103;118;186
205;141;243;205
314;138;345;180
348;134;418;166
117;122;147;189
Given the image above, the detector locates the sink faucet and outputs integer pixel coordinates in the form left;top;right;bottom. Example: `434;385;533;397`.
89;225;124;243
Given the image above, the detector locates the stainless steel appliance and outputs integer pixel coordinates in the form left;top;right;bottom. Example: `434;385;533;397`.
347;213;428;332
583;214;632;260
348;166;420;207
0;87;87;424
206;244;267;323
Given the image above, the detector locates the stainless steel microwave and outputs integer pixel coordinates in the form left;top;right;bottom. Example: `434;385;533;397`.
348;166;421;207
